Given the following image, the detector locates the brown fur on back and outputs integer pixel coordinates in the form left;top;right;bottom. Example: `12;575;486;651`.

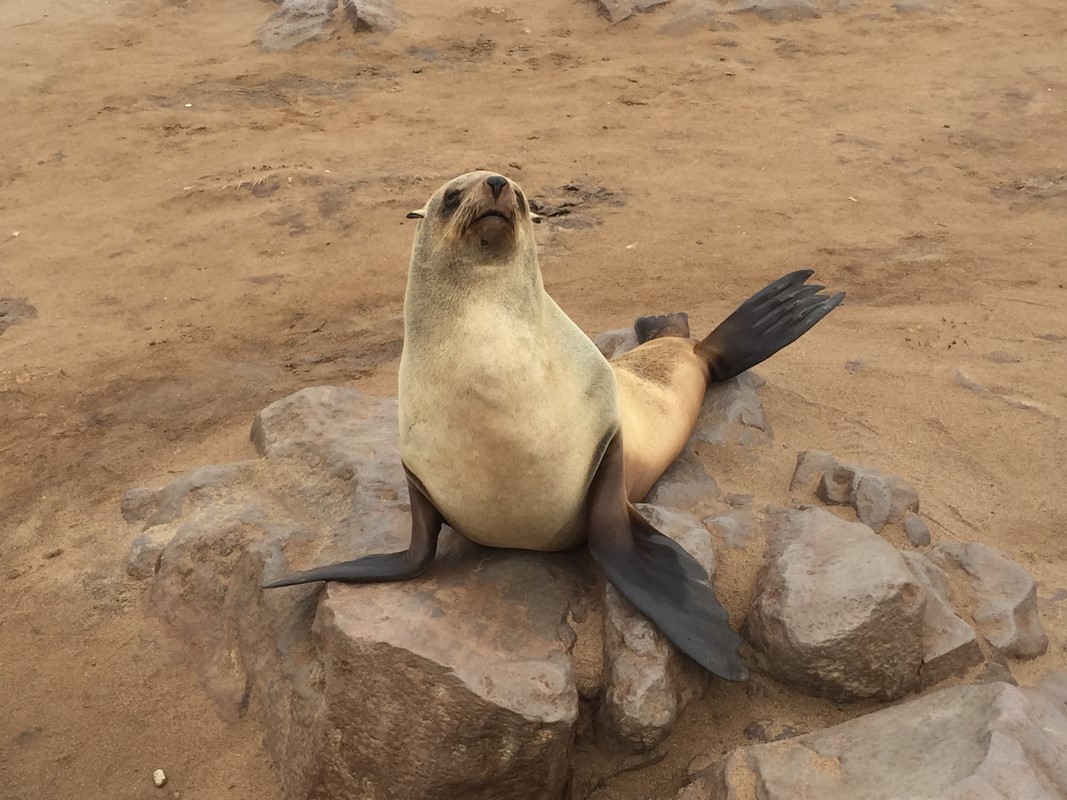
610;337;710;500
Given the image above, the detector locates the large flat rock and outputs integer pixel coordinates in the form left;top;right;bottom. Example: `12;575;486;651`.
679;680;1067;799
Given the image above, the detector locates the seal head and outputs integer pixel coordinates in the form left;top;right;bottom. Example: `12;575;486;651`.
407;169;541;261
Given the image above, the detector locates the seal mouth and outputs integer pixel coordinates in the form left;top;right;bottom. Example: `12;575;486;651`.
473;209;513;225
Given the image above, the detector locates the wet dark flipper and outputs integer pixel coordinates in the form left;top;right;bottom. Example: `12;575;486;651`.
696;269;844;383
586;434;748;681
260;468;444;589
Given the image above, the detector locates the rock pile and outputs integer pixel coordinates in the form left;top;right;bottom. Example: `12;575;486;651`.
126;334;1051;799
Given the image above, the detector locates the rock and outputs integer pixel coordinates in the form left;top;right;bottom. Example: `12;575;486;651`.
681;680;1067;799
596;0;673;25
788;450;838;493
743;507;925;701
138;386;628;800
731;0;820;20
901;552;983;687
794;451;920;524
312;544;588;799
658;5;720;35
342;0;405;33
129;464;243;529
259;0;338;52
931;542;1049;660
0;297;37;335
599;505;712;751
120;487;157;523
1033;670;1067;708
853;473;892;532
152;769;167;788
251;386;399;487
703;509;755;550
977;659;1018;686
126;527;174;579
742;719;807;743
844;463;920;523
643;449;720;510
691;371;771;448
593;326;639;359
894;0;950;12
905;511;932;546
816;466;852;505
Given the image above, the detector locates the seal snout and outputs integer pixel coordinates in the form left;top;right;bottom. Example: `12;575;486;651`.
486;175;508;199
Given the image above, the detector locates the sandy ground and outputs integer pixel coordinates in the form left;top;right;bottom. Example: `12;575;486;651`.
1;0;1065;797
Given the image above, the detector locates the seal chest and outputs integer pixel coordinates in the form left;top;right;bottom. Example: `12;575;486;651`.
400;293;617;551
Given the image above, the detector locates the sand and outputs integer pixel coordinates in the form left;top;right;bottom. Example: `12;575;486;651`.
1;0;1064;797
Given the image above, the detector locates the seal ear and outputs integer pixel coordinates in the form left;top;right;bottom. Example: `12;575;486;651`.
531;213;543;224
406;208;426;220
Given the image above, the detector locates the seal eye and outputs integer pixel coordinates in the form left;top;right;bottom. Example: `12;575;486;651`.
442;188;463;214
514;189;527;212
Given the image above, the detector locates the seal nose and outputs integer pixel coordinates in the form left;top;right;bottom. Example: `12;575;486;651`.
485;175;508;199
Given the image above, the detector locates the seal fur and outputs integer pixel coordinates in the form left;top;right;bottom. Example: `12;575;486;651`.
263;170;845;681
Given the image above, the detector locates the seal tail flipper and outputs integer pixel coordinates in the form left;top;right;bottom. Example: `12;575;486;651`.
261;469;444;589
586;433;748;681
696;269;844;383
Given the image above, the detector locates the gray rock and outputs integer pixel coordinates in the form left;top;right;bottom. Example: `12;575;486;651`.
596;0;673;24
312;547;587;799
853;473;892;532
789;450;838;493
643;449;720;510
342;0;405;32
894;0;950;12
135;388;605;799
731;0;820;20
905;511;932;546
977;659;1018;686
692;371;771;447
901;552;983;687
600;504;712;751
658;5;720;35
0;297;37;335
703;509;755;550
126;527;173;579
743;507;925;701
845;463;920;522
680;680;1067;799
742;719;808;743
816;465;852;505
931;542;1049;660
795;451;920;524
251;386;399;487
120;487;157;523
593;326;639;359
259;0;338;52
133;464;243;529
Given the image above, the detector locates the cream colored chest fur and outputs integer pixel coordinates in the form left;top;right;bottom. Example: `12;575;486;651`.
399;297;617;551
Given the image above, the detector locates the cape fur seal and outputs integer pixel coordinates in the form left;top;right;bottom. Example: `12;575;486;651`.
263;170;844;681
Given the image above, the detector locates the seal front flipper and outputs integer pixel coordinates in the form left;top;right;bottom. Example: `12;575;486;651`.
586;434;748;681
696;269;845;383
260;467;444;589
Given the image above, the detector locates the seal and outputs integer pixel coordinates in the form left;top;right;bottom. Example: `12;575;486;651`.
262;170;844;681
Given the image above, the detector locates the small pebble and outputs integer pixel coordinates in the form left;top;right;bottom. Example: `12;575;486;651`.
153;769;167;788
905;511;931;547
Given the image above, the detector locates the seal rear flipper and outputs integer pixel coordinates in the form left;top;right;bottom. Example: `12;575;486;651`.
696;269;845;383
586;434;748;681
261;469;444;589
